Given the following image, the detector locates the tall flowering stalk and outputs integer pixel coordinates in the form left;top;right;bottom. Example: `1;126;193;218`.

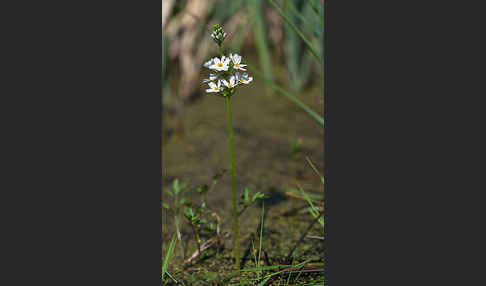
202;24;253;270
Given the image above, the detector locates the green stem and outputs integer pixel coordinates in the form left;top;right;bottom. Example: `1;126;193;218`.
226;96;240;270
174;215;184;258
191;223;201;256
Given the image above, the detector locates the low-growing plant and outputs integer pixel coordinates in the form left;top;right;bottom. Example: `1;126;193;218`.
163;178;190;258
164;169;265;269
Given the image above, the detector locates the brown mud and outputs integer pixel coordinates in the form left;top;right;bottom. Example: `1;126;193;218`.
162;56;324;285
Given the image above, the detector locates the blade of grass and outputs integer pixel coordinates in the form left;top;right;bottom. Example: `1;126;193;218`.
285;255;296;285
247;64;324;126
284;0;313;91
237;260;312;285
285;187;322;203
285;0;322;38
257;202;264;278
162;234;177;282
257;276;271;286
305;156;325;185
268;0;323;64
297;184;324;227
309;0;325;26
165;271;180;285
239;264;294;272
250;0;274;96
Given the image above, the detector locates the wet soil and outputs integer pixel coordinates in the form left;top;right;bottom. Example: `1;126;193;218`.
162;57;324;284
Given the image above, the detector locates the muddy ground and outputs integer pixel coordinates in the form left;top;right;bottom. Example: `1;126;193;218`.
162;56;324;284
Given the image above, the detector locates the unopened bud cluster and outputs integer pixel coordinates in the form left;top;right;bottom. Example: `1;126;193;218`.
211;24;227;46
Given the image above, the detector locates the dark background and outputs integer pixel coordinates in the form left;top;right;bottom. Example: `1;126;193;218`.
1;0;483;285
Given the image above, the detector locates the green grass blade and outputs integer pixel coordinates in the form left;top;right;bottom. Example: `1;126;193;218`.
297;184;324;227
286;187;322;202
257;276;271;286
239;265;293;272
285;0;322;38
268;0;323;65
250;0;274;95
257;202;264;277
305;156;325;185
247;65;324;126
162;234;177;282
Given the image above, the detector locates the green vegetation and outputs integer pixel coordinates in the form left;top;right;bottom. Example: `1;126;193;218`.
162;1;324;284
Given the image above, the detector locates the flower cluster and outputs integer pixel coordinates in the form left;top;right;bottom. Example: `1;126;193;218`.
203;54;253;97
203;24;253;98
210;24;227;46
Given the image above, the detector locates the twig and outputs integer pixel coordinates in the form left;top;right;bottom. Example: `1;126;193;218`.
184;232;230;265
306;235;324;240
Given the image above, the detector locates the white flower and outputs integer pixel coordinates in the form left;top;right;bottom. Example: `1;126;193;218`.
209;56;230;71
235;72;253;85
203;73;218;83
203;58;215;68
230;53;247;71
222;75;238;89
206;80;221;93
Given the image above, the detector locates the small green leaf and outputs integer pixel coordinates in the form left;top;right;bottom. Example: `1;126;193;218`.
252;192;265;202
162;203;170;209
200;218;209;225
184;208;194;220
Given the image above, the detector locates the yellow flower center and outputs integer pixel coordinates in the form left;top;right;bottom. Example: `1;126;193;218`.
235;63;240;67
213;86;218;90
228;83;233;87
217;63;223;67
240;78;245;82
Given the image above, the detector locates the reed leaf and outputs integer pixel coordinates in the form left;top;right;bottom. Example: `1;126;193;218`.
249;0;274;96
268;0;323;65
284;0;314;91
